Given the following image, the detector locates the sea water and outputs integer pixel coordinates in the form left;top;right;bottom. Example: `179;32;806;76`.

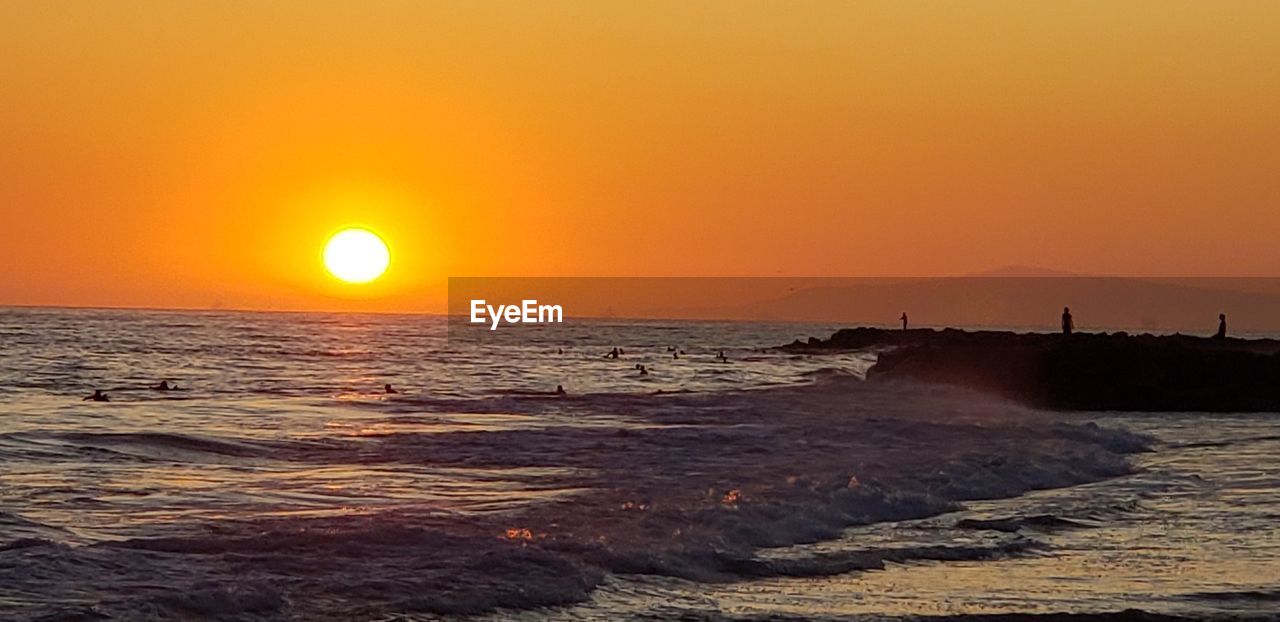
0;308;1276;620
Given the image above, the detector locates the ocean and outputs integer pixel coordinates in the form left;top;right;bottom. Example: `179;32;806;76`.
1;308;1276;620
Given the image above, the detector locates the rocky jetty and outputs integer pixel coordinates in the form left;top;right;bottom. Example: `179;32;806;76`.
783;327;1280;412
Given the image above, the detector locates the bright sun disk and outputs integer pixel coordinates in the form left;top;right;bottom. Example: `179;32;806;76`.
323;228;390;284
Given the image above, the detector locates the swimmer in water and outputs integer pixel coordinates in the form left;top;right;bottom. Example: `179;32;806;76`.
638;364;649;376
83;390;109;402
384;383;397;394
153;380;174;391
556;384;567;396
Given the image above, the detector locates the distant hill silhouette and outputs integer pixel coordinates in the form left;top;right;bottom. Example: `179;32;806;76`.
695;277;1280;333
450;276;1280;333
968;265;1082;277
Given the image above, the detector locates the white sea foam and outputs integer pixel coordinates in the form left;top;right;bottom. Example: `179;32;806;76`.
0;372;1148;620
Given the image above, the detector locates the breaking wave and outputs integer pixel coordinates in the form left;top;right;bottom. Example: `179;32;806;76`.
0;379;1152;620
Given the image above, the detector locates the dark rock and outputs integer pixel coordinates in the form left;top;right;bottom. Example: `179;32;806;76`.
785;328;1280;412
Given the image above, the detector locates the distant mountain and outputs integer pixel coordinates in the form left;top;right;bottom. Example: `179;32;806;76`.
714;277;1280;333
450;275;1280;333
969;265;1082;277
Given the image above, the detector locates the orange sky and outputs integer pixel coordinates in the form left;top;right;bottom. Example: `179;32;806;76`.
2;2;1278;312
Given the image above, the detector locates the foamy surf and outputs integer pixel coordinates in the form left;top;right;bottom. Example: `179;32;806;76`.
0;377;1147;620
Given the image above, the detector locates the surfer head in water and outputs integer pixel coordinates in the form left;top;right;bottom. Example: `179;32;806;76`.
384;383;397;394
83;390;109;402
153;380;174;391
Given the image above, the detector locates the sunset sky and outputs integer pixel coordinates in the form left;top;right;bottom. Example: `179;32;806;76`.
2;2;1278;312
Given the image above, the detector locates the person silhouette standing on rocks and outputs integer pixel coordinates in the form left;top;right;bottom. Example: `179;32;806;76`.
1062;307;1074;335
900;312;908;331
1215;313;1227;339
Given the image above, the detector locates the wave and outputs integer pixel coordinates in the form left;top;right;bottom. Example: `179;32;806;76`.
798;366;866;383
1170;433;1280;450
1182;588;1280;602
0;381;1151;619
956;514;1096;533
44;519;603;618
3;492;1039;619
52;431;277;459
0;511;74;549
0;537;59;553
595;537;1046;582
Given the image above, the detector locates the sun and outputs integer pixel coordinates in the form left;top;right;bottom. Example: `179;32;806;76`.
323;228;390;284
